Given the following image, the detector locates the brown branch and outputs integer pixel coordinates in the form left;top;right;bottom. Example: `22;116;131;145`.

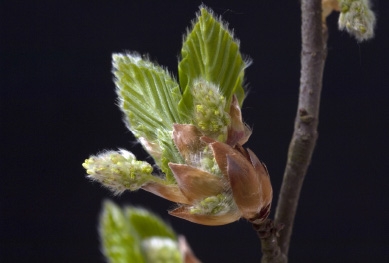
270;0;327;259
253;219;286;263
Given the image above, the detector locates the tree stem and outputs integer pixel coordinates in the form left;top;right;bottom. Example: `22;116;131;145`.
254;220;286;263
273;0;327;258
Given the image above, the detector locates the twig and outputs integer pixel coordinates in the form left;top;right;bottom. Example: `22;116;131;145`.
273;0;327;259
253;219;286;263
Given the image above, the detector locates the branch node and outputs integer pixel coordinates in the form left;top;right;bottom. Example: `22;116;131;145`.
299;108;314;124
254;220;287;263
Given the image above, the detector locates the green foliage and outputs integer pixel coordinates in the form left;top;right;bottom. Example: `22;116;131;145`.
100;201;182;263
113;54;184;180
110;6;249;184
100;200;146;263
113;54;184;134
86;5;252;229
125;207;176;240
178;7;249;119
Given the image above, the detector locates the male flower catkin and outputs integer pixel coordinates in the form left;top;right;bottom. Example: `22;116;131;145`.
83;150;154;194
338;0;376;41
83;6;272;226
321;0;376;42
191;79;230;142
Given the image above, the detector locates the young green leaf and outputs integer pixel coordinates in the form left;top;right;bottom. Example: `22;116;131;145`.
99;201;146;263
114;54;184;134
125;207;176;240
113;53;185;180
100;202;185;263
178;6;250;119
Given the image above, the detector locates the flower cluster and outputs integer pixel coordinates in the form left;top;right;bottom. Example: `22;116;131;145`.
338;0;376;42
321;0;376;42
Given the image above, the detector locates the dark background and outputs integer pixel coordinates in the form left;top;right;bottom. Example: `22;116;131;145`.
1;1;388;262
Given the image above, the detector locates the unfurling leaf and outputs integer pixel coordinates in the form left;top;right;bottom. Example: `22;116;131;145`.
100;201;201;263
178;6;250;119
113;54;184;180
99;201;145;263
125;207;176;240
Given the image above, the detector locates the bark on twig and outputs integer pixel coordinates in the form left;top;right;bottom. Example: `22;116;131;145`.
274;0;327;257
254;220;286;263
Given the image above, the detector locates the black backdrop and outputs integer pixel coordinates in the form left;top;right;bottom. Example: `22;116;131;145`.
1;1;389;262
